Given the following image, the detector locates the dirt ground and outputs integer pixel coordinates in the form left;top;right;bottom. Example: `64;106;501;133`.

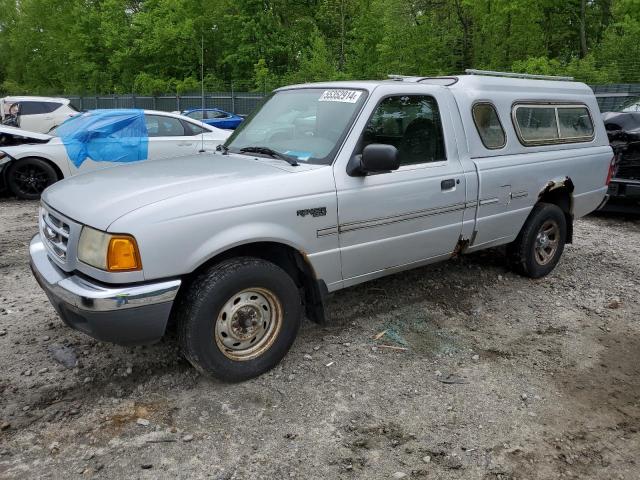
0;197;638;480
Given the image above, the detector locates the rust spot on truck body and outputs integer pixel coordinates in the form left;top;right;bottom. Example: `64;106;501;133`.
538;177;575;214
452;237;470;257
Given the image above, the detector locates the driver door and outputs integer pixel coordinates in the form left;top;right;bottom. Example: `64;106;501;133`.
335;91;466;284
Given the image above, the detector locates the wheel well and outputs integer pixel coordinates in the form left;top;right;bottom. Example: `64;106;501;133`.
537;179;574;243
183;242;328;324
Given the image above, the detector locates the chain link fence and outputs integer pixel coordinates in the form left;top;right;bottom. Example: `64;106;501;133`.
67;92;265;116
592;84;640;112
64;85;640;116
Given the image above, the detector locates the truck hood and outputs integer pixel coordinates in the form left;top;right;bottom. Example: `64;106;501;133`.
42;153;317;231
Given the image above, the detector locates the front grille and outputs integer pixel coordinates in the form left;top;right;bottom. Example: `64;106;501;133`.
40;207;70;261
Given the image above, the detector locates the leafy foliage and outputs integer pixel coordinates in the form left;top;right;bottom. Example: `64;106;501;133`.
1;0;638;95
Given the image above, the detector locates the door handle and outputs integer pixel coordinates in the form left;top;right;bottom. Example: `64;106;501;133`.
441;178;456;190
178;142;193;147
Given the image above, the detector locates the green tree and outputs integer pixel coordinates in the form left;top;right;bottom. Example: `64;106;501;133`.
511;54;615;83
287;34;337;84
0;0;638;95
253;58;271;93
596;14;640;82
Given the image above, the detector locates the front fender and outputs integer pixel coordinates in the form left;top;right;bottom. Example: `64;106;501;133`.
111;208;335;283
0;150;13;168
186;222;310;274
105;165;339;284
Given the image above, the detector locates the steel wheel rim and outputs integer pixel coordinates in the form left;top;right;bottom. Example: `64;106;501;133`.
534;220;560;265
14;165;50;195
214;287;283;361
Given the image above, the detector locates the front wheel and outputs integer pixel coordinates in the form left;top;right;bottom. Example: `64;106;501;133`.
176;257;302;382
507;203;567;278
7;158;58;200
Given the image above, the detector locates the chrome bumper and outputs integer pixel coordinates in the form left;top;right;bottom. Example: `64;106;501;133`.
29;234;181;345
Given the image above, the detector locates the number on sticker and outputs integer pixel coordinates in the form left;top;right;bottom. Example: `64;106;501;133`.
319;90;362;103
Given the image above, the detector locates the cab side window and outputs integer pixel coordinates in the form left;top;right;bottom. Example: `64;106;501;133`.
472;103;506;149
362;95;446;165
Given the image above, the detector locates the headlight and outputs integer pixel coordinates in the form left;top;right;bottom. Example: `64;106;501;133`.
77;227;141;272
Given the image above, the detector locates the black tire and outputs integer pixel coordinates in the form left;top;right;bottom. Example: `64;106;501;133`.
176;257;302;382
7;158;58;200
507;202;567;278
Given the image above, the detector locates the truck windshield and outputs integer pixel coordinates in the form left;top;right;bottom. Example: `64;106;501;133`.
224;88;367;165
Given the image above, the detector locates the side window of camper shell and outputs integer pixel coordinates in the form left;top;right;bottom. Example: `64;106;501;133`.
472;102;506;149
513;104;594;146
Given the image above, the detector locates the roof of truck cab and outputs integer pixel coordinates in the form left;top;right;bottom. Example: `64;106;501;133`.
276;80;389;91
281;75;594;96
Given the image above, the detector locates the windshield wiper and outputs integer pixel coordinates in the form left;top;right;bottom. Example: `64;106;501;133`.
216;144;229;155
238;146;299;166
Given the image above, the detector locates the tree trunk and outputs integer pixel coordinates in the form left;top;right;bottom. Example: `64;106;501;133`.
454;0;471;71
505;12;511;69
579;0;587;58
339;0;345;70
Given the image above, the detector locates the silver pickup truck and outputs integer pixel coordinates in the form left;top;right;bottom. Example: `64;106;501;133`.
30;71;613;381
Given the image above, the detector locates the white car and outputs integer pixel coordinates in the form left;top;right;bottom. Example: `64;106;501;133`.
1;96;78;133
0;109;231;199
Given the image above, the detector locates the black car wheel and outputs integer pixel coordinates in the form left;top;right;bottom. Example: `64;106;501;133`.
7;158;58;200
176;257;302;382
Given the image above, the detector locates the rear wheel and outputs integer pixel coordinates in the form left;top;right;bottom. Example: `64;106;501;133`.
7;158;58;200
176;257;302;382
507;203;567;278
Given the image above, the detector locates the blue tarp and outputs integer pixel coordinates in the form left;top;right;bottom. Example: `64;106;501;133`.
56;109;148;167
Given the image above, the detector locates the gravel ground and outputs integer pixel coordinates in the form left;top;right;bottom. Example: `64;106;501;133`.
0;198;639;480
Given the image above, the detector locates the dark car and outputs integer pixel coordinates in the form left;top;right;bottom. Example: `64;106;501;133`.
601;100;640;212
182;108;244;130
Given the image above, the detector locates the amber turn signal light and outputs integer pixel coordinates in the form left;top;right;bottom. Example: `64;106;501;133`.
107;235;141;271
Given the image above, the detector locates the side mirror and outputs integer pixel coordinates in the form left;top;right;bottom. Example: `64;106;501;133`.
347;143;400;176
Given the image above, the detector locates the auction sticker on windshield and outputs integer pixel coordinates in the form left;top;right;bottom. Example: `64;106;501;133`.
319;89;362;103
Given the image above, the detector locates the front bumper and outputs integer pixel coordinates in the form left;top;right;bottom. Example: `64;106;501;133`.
29;234;181;345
